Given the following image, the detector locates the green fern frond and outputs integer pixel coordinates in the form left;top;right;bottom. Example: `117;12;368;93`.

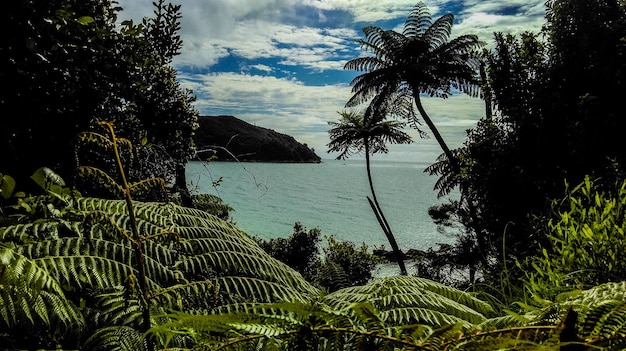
553;281;626;346
0;222;65;242
442;327;558;351
478;314;528;329
102;212;166;237
18;237;131;261
325;276;492;328
95;289;144;326
75;197;130;215
128;178;168;197
85;325;147;351
175;226;253;245
36;255;159;291
0;246;66;293
381;306;471;328
76;167;125;197
350;302;385;333
247;301;352;329
152;280;220;310
191;194;233;218
131;202;177;228
0;248;83;330
141;239;178;266
0;285;78;328
587;300;626;339
76;131;114;150
211;276;315;306
177;238;266;257
169;202;221;220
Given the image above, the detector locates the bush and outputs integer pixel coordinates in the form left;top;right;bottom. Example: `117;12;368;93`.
255;223;382;292
523;175;626;300
313;235;383;292
255;222;322;281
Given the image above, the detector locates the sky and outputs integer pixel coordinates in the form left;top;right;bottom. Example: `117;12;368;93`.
115;0;546;163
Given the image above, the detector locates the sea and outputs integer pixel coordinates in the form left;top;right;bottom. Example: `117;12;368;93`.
186;158;459;258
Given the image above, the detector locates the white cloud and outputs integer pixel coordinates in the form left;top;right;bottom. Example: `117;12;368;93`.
179;72;355;152
116;0;546;163
303;0;420;23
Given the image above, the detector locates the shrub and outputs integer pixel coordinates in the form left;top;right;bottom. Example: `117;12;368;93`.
256;223;383;292
523;175;626;300
255;222;322;281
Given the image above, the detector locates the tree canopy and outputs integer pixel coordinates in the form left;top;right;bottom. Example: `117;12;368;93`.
426;0;626;288
0;0;198;198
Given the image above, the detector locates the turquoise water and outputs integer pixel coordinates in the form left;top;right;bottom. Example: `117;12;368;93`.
186;158;458;253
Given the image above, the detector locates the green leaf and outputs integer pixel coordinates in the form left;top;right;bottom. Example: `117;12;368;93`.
0;174;16;200
77;16;95;25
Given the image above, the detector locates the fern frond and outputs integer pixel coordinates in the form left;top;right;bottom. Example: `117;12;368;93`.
325;276;493;328
381;306;470;328
152;280;219;310
18;237;131;261
177;237;266;257
76;131;115;153
350;302;385;333
0;246;65;293
0;222;66;242
556;281;626;346
95;289;144;327
76;166;125;197
247;301;352;329
85;325;147;351
403;1;431;38
0;285;83;330
128;178;168;197
211;276;315;306
0;247;83;331
36;255;159;291
191;194;233;218
131;201;176;228
177;251;311;289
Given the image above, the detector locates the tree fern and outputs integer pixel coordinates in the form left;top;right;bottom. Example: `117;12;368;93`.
325;276;493;327
0;246;84;333
0;193;319;348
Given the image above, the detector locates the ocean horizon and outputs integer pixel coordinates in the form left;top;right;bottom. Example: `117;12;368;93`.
187;158;459;256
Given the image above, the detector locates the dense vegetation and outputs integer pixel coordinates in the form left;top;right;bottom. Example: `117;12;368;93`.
422;0;626;292
2;0;626;349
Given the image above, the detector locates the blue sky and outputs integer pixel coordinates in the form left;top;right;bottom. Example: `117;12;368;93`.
115;0;546;163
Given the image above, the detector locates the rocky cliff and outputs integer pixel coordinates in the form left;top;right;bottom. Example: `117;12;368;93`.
194;115;321;163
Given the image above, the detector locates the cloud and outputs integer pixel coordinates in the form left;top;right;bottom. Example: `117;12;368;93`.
116;0;547;162
179;71;355;152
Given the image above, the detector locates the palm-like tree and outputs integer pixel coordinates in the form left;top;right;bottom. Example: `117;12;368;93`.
345;1;483;175
344;2;486;262
328;110;412;275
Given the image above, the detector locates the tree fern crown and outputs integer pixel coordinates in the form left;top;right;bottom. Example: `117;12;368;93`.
345;1;484;121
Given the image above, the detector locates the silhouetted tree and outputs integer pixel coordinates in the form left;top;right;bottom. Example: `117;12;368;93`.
328;110;412;275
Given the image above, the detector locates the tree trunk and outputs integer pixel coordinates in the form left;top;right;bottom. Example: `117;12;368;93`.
414;95;488;275
365;141;407;275
175;161;193;207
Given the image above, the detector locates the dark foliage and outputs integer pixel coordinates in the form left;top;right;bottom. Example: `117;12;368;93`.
0;0;199;201
255;222;322;281
426;0;626;290
255;222;383;292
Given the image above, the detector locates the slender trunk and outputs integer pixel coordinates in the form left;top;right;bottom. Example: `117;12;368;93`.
414;96;458;171
414;95;487;277
176;161;193;207
365;141;407;275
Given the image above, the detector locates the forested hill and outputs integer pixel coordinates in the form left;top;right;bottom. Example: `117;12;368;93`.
194;115;322;163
